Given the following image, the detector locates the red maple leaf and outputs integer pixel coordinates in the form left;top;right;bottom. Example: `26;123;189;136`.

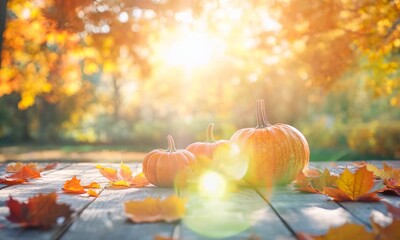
6;193;73;229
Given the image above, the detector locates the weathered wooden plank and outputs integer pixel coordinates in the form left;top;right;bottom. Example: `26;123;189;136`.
0;162;135;240
258;186;367;235
59;187;177;240
0;162;72;190
178;188;294;240
301;161;400;231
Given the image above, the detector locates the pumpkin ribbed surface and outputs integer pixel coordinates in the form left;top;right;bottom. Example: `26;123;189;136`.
186;123;229;159
143;135;196;187
230;100;309;186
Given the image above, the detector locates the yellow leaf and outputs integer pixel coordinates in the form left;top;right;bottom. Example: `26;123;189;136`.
124;195;186;223
324;166;380;202
297;223;375;240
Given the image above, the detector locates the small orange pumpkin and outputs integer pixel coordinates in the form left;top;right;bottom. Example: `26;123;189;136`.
230;100;310;186
186;123;229;160
143;135;196;187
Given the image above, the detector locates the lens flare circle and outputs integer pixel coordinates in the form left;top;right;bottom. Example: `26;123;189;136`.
198;171;227;199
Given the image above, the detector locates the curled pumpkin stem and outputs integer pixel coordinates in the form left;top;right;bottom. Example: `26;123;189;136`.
166;135;177;152
206;123;216;142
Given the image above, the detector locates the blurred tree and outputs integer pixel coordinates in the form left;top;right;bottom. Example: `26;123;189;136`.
0;0;398;158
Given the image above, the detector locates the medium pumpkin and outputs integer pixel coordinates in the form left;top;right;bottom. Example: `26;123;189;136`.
230;100;310;186
186;123;229;160
143;135;196;187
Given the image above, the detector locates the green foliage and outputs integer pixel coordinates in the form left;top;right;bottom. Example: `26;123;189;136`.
348;121;400;159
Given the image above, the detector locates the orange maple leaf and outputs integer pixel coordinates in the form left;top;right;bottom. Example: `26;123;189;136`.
63;176;86;194
323;166;380;202
124;195;186;223
82;182;101;189
6;192;73;229
96;162;149;187
0;178;26;185
8;166;41;180
87;189;99;197
297;223;375;240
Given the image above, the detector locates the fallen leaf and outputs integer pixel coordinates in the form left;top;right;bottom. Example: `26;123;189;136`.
380;178;400;196
383;202;400;220
96;165;119;182
63;176;86;194
130;172;150;188
82;182;101;189
124;195;186;223
367;163;400;180
371;218;400;240
8;166;41;180
297;223;375;240
366;164;386;179
39;163;58;172
6;162;38;173
96;162;146;187
0;178;26;185
87;189;99;197
295;169;338;193
295;171;319;193
323;166;380;202
6;192;73;229
383;163;400;179
153;235;176;240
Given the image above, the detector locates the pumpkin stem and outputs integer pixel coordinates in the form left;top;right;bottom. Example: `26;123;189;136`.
256;100;271;128
166;135;177;152
206;123;216;142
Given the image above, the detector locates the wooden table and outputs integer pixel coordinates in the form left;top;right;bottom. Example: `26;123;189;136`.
0;161;399;240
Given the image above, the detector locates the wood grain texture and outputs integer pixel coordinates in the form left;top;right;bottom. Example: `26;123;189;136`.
60;187;177;240
178;188;294;240
0;162;136;240
258;186;367;235
0;160;399;240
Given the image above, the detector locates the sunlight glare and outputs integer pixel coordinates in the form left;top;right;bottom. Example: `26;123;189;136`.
199;171;227;199
164;31;218;69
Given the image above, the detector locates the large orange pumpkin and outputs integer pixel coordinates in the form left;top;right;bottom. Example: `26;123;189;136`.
230;100;309;186
186;123;229;160
143;135;196;187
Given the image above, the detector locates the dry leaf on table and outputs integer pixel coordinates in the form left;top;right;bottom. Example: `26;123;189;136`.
6;192;73;229
124;195;186;223
97;162;149;187
87;189;99;197
82;182;101;189
297;223;375;240
63;176;86;194
295;168;338;194
323;166;380;202
0;166;41;185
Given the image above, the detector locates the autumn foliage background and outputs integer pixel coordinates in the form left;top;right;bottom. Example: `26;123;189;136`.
0;0;399;160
